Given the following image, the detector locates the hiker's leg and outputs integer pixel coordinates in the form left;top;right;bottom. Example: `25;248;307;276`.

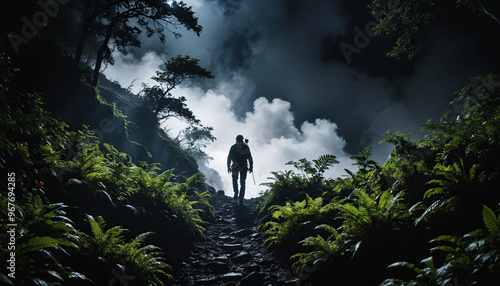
232;169;239;199
239;168;247;203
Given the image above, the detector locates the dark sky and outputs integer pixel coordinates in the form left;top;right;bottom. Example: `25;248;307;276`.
104;0;500;196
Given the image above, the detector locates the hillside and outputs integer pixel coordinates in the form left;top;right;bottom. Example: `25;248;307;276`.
0;35;219;285
11;39;199;177
0;2;216;283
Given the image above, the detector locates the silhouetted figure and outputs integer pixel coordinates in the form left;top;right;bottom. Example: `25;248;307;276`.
227;135;253;205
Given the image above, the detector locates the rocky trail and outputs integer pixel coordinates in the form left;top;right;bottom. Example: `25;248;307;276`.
171;192;303;286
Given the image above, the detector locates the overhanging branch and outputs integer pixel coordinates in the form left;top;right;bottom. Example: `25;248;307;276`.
477;0;500;25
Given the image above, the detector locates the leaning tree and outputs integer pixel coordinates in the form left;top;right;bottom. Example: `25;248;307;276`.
71;0;202;86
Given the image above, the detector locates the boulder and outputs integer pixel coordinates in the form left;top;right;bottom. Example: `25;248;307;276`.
243;264;261;273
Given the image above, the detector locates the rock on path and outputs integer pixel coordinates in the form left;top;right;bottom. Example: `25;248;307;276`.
171;192;302;286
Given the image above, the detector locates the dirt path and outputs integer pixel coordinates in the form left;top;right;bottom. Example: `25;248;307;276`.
171;192;302;285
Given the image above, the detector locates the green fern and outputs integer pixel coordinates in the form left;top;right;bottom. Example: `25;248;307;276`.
415;197;457;225
18;236;70;253
258;155;339;215
292;223;345;266
291;189;407;277
351;147;379;173
128;166;209;236
0;193;88;285
378;189;394;211
61;134;211;237
425;160;484;199
261;195;333;246
83;215;172;284
291;234;340;277
417;160;485;224
387;204;500;285
382;256;440;286
482;204;500;236
313;154;339;175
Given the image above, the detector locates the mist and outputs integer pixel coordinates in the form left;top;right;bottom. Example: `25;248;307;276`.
103;0;499;197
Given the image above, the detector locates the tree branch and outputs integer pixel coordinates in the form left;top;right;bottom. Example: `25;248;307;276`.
476;0;500;25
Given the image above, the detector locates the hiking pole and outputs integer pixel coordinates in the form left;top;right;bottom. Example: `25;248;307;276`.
244;138;256;185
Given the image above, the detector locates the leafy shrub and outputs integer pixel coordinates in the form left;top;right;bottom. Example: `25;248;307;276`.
0;189;89;285
0;50;214;284
258;155;339;216
81;215;171;285
291;190;409;280
383;204;500;285
257;74;500;284
261;194;334;247
53;128;212;236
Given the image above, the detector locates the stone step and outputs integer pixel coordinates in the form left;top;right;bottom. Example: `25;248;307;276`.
230;251;252;264
220;243;244;252
172;193;301;285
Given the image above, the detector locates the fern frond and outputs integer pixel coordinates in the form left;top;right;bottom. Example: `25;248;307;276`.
18;237;65;253
313;154;339;174
314;224;339;238
482;204;500;236
423;187;446;199
408;201;426;215
378;189;393;210
387;261;416;270
415;198;456;225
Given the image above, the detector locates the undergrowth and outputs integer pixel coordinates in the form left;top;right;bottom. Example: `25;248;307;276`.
258;73;500;285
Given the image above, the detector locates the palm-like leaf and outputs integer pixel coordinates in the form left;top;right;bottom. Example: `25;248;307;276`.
313;154;339;175
83;215;172;284
0;194;87;285
482;204;500;236
415;198;457;225
18;237;68;253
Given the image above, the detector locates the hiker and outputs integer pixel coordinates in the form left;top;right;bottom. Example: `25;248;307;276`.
227;135;253;205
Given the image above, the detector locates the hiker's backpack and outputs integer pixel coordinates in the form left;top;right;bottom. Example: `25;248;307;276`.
232;142;250;164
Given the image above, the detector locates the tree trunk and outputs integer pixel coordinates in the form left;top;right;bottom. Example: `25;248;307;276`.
154;92;168;116
74;19;91;65
91;23;115;87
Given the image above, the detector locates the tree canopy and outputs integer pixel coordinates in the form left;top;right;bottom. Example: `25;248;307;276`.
369;0;500;59
141;55;213;123
69;0;203;86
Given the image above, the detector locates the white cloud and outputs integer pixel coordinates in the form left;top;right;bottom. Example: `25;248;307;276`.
103;51;166;93
104;51;356;198
183;0;204;9
168;84;355;198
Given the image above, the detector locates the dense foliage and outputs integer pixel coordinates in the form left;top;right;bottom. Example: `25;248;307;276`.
2;0;499;284
369;0;500;59
0;52;214;285
1;0;217;283
258;73;500;285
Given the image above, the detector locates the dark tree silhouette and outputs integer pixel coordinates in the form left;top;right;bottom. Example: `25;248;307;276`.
141;55;213;123
72;0;114;65
70;0;202;86
369;0;500;59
